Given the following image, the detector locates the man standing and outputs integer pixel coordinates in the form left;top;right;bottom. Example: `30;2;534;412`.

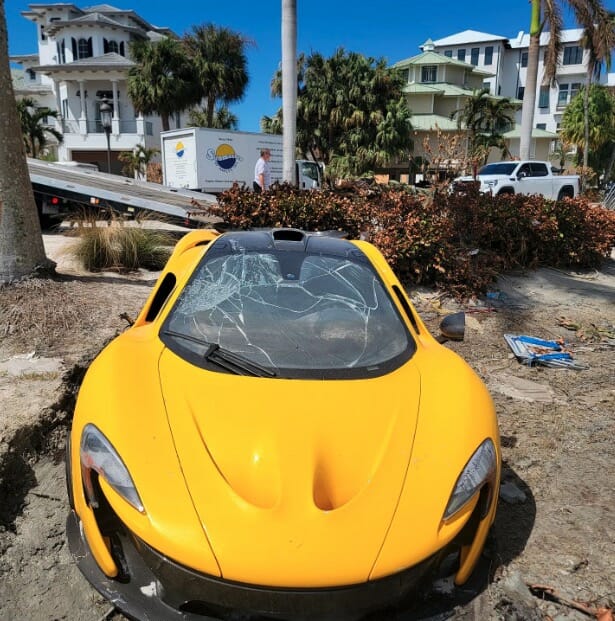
253;149;271;193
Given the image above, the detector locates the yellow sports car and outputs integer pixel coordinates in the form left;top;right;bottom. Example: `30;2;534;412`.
66;228;500;620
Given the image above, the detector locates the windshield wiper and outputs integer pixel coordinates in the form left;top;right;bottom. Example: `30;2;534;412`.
163;329;276;377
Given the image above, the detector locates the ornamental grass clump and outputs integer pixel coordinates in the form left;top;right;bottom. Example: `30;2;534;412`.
70;220;172;272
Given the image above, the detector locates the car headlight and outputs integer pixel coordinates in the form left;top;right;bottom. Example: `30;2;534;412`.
485;180;498;187
80;424;144;513
443;439;496;520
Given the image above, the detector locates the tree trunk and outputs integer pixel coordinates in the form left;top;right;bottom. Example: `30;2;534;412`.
207;97;215;128
519;0;541;160
604;142;615;183
281;0;297;184
0;0;52;283
583;70;591;171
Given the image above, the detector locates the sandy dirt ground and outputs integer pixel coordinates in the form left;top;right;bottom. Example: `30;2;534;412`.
0;225;613;621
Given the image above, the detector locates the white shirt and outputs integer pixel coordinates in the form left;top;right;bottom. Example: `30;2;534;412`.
254;156;271;190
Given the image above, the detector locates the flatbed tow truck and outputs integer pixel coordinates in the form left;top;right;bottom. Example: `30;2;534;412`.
28;158;217;229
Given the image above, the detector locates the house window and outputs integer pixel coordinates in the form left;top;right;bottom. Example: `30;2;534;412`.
563;46;583;65
558;83;569;107
40;25;46;41
444;50;452;58
485;46;493;65
471;47;479;66
536;123;547;130
62;99;69;119
75;37;93;59
558;82;581;107
521;51;528;67
483;81;490;91
421;65;437;83
517;86;525;100
26;69;36;81
56;39;66;64
104;39;120;54
457;49;466;62
539;86;550;108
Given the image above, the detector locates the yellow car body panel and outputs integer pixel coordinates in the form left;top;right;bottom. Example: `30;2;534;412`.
70;328;221;578
370;343;500;578
158;350;421;586
68;228;500;606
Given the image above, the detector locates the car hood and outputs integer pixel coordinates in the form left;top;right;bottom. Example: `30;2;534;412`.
158;347;422;587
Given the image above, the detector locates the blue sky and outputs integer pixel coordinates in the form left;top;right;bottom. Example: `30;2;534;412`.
6;0;614;132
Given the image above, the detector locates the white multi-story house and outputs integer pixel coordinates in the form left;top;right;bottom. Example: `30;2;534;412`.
429;28;610;158
11;3;187;173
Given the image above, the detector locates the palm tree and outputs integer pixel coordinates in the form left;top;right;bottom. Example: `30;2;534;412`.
580;10;615;170
451;89;518;164
451;88;492;157
519;0;614;161
0;2;51;282
118;144;160;180
182;24;252;128
560;83;615;177
127;37;197;132
16;97;63;158
267;49;411;178
281;0;297;184
188;105;239;129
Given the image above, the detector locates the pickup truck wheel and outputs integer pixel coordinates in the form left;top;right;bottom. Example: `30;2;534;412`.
497;188;514;196
557;187;574;200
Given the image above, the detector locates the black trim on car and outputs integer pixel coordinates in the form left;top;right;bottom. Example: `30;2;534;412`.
66;509;451;621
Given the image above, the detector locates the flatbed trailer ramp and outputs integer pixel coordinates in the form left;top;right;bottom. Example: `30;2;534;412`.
28;158;217;227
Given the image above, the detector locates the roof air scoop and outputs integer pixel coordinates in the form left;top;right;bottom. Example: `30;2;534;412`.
272;229;305;242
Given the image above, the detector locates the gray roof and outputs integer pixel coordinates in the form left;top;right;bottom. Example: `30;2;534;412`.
394;50;494;77
10;53;39;63
34;52;135;73
508;28;584;49
45;12;142;36
432;29;508;46
11;68;53;94
83;4;124;11
23;3;174;36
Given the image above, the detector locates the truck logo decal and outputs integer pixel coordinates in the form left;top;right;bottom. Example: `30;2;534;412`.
206;144;240;172
175;142;185;158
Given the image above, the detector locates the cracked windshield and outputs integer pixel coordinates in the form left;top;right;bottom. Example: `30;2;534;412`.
163;239;413;377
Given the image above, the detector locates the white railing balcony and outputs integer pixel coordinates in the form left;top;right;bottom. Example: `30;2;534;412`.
62;119;80;133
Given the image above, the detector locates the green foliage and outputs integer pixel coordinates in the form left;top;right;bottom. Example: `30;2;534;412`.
209;184;615;298
560;84;615;175
188;105;238;129
16;97;63;158
265;49;413;179
182;24;252;128
70;221;172;272
118;144;160;179
450;88;518;164
127;38;198;132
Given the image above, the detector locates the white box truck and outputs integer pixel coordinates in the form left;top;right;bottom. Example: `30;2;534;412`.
161;128;321;193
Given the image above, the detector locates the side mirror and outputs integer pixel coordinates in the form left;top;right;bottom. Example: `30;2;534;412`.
437;312;465;343
517;171;528;179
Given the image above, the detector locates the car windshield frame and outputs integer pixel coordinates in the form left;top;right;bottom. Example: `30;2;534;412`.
478;163;518;176
159;231;416;380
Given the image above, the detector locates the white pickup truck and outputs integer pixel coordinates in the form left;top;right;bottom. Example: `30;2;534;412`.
454;161;580;200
